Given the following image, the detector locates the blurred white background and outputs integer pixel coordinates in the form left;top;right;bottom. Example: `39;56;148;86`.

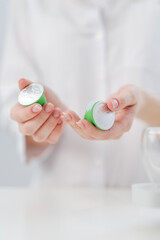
0;0;34;186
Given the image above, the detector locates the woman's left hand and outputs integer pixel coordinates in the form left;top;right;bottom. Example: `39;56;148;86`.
63;84;143;140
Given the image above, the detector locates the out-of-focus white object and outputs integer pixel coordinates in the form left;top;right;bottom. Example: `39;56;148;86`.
1;188;160;240
132;183;160;208
132;127;160;207
142;127;160;184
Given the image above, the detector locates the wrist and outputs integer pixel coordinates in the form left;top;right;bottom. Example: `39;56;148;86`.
136;87;147;117
136;88;156;124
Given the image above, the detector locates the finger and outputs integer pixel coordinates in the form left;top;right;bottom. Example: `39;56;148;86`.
105;112;133;139
19;103;57;136
63;111;95;140
65;110;127;141
11;103;42;123
107;85;138;112
64;110;109;140
76;106;135;140
76;119;112;140
47;119;64;144
65;110;127;140
77;114;132;140
113;134;123;140
18;78;32;90
117;108;135;133
33;113;62;143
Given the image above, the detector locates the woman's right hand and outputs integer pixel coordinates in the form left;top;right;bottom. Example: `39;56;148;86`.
10;79;65;145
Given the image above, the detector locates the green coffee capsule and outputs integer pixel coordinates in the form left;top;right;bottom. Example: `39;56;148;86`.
84;100;115;130
18;83;47;106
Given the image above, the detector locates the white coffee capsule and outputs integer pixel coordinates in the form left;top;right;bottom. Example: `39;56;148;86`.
18;83;47;106
84;101;115;130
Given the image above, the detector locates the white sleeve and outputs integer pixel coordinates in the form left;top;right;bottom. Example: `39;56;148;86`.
0;0;53;163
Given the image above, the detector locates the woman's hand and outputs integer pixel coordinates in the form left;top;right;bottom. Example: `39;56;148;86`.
10;79;66;145
63;85;143;140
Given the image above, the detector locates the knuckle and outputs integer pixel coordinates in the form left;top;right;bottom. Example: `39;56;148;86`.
23;123;34;136
47;119;57;129
70;122;78;129
126;85;137;102
37;114;44;122
97;135;108;141
47;137;58;144
47;133;61;144
102;136;110;141
128;89;135;102
114;134;123;140
38;112;49;122
120;97;126;107
23;109;32;120
102;130;111;140
33;133;46;143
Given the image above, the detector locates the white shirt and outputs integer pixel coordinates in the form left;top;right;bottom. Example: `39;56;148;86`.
0;0;160;187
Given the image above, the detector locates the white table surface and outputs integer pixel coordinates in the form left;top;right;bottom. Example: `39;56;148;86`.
0;188;160;240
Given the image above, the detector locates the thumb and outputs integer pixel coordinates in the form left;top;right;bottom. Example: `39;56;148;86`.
18;78;32;90
107;87;137;112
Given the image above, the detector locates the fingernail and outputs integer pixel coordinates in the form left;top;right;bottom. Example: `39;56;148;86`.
57;119;62;125
111;99;119;109
53;110;60;118
32;104;42;113
44;103;53;113
76;121;85;129
63;113;72;121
